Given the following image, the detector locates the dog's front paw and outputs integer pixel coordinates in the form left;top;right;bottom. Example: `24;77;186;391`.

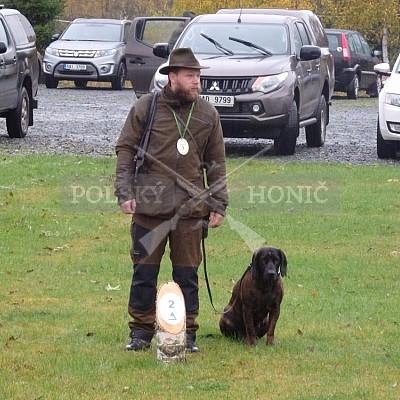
266;335;275;345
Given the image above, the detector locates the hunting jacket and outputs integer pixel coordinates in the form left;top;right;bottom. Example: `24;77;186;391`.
114;85;228;221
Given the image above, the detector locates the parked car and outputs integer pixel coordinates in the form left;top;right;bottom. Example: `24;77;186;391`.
325;28;381;99
125;16;192;96
374;56;400;159
151;9;334;155
0;5;39;138
43;18;132;90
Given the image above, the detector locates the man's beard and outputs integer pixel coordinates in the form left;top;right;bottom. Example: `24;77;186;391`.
174;82;201;104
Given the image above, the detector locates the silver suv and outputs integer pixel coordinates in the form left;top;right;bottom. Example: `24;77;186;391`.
0;6;39;138
43;18;132;90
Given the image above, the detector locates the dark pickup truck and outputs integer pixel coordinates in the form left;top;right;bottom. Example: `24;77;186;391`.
151;9;335;155
0;6;39;138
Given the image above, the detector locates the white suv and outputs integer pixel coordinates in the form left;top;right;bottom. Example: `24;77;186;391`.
375;54;400;159
43;18;131;90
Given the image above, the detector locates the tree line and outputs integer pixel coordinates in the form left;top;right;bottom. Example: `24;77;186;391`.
3;0;400;61
64;0;400;61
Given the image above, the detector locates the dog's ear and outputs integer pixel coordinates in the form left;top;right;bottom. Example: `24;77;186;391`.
279;249;288;277
251;249;260;280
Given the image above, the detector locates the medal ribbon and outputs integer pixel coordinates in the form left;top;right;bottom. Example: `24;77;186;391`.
171;102;195;139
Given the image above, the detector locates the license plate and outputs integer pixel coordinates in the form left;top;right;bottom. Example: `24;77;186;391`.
200;95;234;107
64;64;87;71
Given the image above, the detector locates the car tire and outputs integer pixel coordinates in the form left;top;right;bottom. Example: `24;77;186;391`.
368;75;381;98
74;79;88;88
305;95;327;147
274;100;298;156
111;62;126;90
377;119;396;159
6;86;30;138
347;74;359;100
45;75;59;89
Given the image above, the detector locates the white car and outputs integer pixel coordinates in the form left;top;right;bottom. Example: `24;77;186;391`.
375;55;400;159
43;18;131;90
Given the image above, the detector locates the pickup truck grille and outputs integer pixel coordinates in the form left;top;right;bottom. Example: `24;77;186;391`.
59;49;97;58
201;77;252;94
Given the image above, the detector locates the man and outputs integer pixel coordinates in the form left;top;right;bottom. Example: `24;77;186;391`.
114;48;228;352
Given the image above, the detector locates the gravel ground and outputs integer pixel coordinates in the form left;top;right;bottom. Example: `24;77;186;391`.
0;85;399;166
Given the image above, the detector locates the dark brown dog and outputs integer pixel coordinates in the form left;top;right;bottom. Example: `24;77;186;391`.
219;246;287;346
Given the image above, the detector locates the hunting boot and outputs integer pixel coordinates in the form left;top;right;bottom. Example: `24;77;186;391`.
126;264;160;351
172;266;199;352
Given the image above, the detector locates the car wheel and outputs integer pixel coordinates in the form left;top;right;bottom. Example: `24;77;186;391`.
347;74;359;100
305;95;327;147
377;118;396;159
6;86;30;138
274;100;298;156
368;75;381;98
74;79;88;88
111;62;126;90
45;75;59;89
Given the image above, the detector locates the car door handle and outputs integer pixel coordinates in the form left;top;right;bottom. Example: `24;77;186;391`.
129;57;145;65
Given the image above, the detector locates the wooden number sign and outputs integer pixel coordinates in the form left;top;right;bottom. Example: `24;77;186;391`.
155;281;186;363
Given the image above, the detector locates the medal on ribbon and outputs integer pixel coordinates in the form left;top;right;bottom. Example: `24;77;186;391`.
177;138;189;155
171;102;195;156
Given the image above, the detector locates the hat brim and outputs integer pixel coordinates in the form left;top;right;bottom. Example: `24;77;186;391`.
159;64;210;75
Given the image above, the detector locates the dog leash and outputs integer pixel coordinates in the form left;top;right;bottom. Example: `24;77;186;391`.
202;236;221;314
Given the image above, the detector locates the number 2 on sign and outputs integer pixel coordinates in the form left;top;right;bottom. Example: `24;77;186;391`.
169;300;175;308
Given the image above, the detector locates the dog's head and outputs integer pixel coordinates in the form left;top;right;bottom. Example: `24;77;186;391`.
251;247;287;283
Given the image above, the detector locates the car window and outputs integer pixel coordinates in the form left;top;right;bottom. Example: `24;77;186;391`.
306;15;328;46
358;34;371;55
135;19;188;48
0;19;9;45
326;34;339;52
17;13;36;43
179;22;289;55
295;22;311;46
293;26;302;56
346;34;355;53
4;14;29;45
351;33;363;54
61;22;122;42
123;22;131;42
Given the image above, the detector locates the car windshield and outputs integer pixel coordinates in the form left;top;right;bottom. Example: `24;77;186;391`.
178;22;289;55
61;22;122;42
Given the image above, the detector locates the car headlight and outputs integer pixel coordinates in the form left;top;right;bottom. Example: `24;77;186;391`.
45;47;59;56
153;69;168;90
252;72;288;94
385;93;400;107
94;49;116;57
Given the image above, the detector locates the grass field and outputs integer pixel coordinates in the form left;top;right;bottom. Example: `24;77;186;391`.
0;154;399;400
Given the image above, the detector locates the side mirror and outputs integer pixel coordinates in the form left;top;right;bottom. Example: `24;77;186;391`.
373;50;382;58
51;33;60;42
0;41;6;54
153;43;170;58
374;62;391;76
300;45;321;61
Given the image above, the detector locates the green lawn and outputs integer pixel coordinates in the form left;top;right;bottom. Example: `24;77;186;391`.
0;155;399;399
